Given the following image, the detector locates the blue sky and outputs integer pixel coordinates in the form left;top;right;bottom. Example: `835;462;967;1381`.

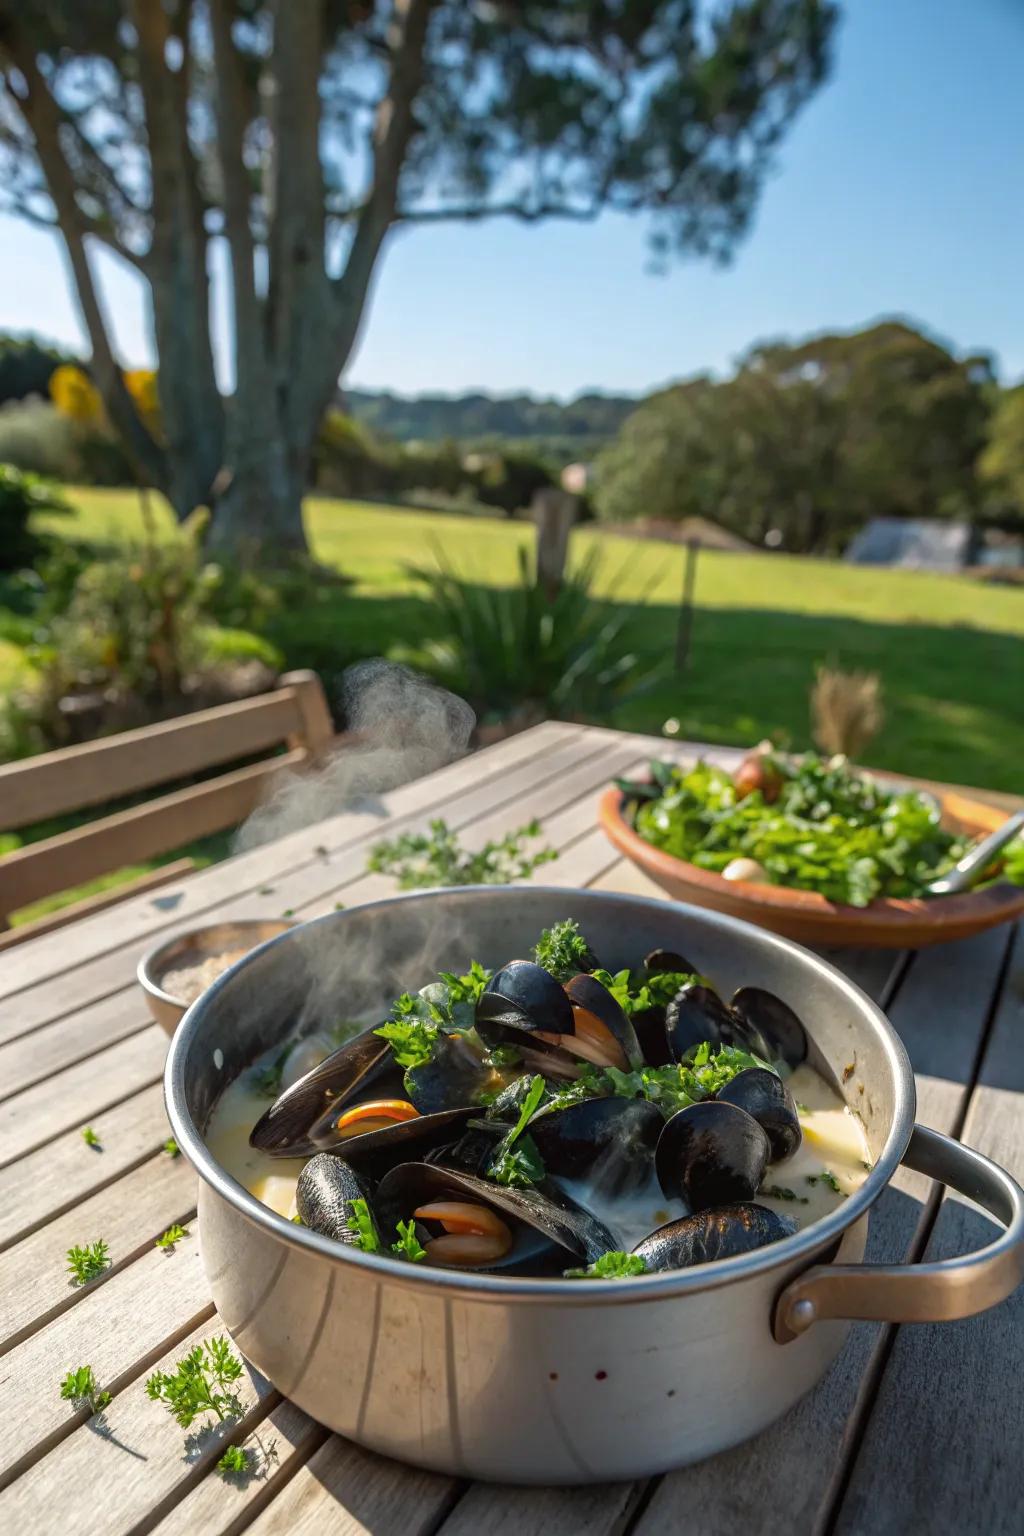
0;0;1021;398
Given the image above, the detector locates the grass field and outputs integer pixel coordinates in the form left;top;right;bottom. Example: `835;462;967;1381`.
20;485;1024;795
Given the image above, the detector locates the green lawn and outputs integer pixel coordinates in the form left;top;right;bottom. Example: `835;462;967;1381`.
23;486;1024;795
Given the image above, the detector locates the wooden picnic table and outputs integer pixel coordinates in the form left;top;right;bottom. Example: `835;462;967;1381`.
0;720;1020;1535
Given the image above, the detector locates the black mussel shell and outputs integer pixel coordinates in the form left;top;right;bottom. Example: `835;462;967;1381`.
631;1008;675;1067
403;1031;499;1114
429;1120;505;1178
296;1155;375;1245
249;1029;393;1157
717;1067;801;1162
475;960;575;1052
664;983;742;1062
655;1101;770;1209
564;972;643;1070
730;987;808;1071
332;1106;475;1181
530;1096;662;1192
632;1204;797;1271
375;1162;615;1273
644;948;698;976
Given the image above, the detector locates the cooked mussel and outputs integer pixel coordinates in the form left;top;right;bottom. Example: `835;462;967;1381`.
332;1105;475;1180
644;948;697;976
730;986;808;1070
476;960;574;1050
664;983;742;1062
717;1067;801;1161
403;1030;503;1113
250;1028;393;1156
655;1101;770;1209
375;1162;615;1274
632;1204;797;1271
530;1096;662;1192
563;973;643;1071
296;1154;376;1245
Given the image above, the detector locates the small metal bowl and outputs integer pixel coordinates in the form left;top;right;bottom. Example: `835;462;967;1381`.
138;919;294;1036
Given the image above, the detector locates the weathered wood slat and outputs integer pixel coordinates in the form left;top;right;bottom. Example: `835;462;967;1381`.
0;1316;271;1535
0;990;149;1104
0;749;309;916
150;1398;327;1536
0;1223;210;1491
832;925;1023;1536
631;923;1014;1536
0;1151;194;1355
0;720;577;1003
0;860;195;953
439;1481;642;1536
0;1083;171;1252
0;1026;167;1170
0;689;308;831
241;1434;458;1536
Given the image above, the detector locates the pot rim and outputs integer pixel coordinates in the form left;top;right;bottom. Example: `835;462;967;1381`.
165;886;914;1305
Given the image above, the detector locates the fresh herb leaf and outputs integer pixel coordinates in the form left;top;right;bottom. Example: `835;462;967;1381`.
374;1012;440;1068
760;1184;810;1204
66;1239;110;1285
217;1445;251;1477
368;818;555;890
564;1251;648;1279
488;1076;548;1187
252;1045;291;1098
347;1198;382;1254
532;919;596;982
806;1169;843;1193
163;1137;180;1158
155;1224;189;1252
146;1336;244;1429
59;1365;111;1414
485;1043;522;1068
391;1219;427;1262
80;1126;102;1149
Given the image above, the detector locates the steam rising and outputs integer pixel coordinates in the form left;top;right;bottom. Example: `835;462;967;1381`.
235;660;476;854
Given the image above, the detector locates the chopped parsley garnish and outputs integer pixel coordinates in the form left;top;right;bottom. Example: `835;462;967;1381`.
488;1075;548;1187
374;1012;440;1068
806;1170;842;1193
252;1046;291;1098
533;919;596;982
66;1239;111;1286
347;1198;382;1254
155;1224;189;1252
217;1445;251;1477
391;1219;427;1263
761;1184;810;1204
590;966;697;1016
367;817;555;889
543;1043;771;1119
59;1365;111;1415
146;1336;244;1428
80;1126;101;1149
565;1251;648;1279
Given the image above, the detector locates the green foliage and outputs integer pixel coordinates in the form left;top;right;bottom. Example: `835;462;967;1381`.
532;919;596;983
593;322;995;553
410;544;663;723
345;388;637;449
368;817;556;889
217;1445;251;1477
66;1239;111;1285
632;754;975;905
0;463;69;571
980;384;1024;523
0;400;79;479
374;1013;441;1069
146;1336;245;1428
59;1364;112;1415
0;330;76;404
564;1251;648;1279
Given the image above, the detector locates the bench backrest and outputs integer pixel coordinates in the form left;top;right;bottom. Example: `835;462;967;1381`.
0;669;334;921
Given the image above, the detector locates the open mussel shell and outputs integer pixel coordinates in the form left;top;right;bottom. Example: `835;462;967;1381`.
643;948;697;976
475;960;575;1051
530;1095;662;1192
730;986;808;1071
249;1029;393;1157
331;1106;475;1180
656;1101;770;1210
296;1154;375;1246
664;983;744;1062
717;1067;801;1161
375;1162;616;1274
564;972;644;1071
632;1204;798;1272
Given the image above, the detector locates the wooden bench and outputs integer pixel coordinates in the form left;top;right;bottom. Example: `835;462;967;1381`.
0;669;334;946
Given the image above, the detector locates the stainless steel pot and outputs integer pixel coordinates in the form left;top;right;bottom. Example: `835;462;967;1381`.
165;888;1024;1484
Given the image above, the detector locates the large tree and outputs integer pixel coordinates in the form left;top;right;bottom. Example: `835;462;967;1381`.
0;0;837;555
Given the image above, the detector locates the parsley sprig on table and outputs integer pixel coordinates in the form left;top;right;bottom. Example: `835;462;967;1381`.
217;1445;251;1477
80;1126;102;1149
155;1224;189;1252
66;1239;110;1285
631;754;978;907
59;1365;111;1415
146;1336;245;1428
367;818;555;889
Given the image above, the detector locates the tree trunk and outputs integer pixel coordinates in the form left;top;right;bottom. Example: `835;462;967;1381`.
206;422;309;557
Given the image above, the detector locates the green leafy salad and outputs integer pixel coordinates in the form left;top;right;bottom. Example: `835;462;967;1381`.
621;751;1022;908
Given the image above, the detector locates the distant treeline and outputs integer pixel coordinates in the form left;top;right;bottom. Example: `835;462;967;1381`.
343;387;636;453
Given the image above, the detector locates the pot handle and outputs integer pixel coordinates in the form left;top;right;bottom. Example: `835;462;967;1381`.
773;1124;1024;1344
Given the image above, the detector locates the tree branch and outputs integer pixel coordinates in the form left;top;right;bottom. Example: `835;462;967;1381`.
394;199;605;225
5;41;169;490
209;0;263;349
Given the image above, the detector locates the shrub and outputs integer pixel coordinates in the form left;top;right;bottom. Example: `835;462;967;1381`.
409;543;663;724
0;399;79;478
0;464;69;571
